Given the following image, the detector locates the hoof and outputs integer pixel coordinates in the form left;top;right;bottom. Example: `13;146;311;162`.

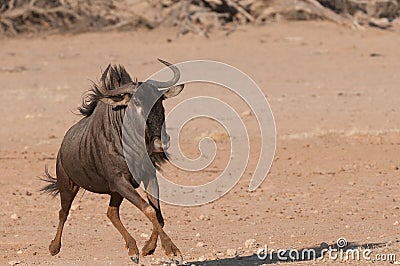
141;240;157;256
130;255;139;264
168;256;184;265
49;240;61;256
164;244;182;260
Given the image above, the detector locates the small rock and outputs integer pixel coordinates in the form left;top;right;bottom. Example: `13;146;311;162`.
170;263;177;266
370;53;383;57
16;250;22;254
205;252;216;260
198;214;210;221
195;233;201;237
241;110;252;117
369;17;392;29
8;261;20;266
196;242;205;247
70;204;80;211
226;248;237;256
140;233;149;238
393;221;399;226
10;214;19;220
198;255;206;262
244;239;257;249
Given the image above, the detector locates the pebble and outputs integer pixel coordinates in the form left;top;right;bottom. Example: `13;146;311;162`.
195;233;201;237
198;255;206;262
216;252;224;257
70;204;80;211
226;248;237;256
10;214;19;220
369;17;392;29
205;252;216;260
16;250;22;254
244;238;257;249
140;233;149;238
196;242;205;247
394;221;399;226
198;214;210;221
241;110;252;117
8;261;20;266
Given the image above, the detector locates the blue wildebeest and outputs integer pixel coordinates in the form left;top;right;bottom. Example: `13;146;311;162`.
41;59;184;263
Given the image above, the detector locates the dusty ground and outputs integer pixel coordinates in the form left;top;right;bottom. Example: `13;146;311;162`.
0;22;399;265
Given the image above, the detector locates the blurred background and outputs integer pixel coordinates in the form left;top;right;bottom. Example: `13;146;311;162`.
0;0;398;36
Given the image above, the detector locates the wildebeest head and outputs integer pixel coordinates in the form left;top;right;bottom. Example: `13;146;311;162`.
79;59;184;156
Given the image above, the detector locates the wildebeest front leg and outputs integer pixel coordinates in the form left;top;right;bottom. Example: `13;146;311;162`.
141;192;164;256
141;177;164;256
112;179;182;261
107;192;139;263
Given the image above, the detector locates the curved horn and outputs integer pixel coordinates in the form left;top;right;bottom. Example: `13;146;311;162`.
146;59;180;89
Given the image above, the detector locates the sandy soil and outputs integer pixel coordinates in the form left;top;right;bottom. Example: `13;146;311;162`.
0;21;399;265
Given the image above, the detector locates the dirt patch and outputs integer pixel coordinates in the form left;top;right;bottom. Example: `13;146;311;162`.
0;21;399;265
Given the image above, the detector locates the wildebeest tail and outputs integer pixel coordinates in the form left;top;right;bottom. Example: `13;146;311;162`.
40;166;59;197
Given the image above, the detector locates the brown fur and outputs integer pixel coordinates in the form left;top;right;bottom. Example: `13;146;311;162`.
41;61;183;263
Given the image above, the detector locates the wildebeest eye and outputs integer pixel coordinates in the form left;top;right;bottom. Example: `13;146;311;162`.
109;94;126;102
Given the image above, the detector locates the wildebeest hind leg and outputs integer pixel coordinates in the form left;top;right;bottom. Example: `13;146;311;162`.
112;180;182;261
107;192;139;263
49;162;79;256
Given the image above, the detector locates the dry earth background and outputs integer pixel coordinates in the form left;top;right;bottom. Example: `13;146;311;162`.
0;0;400;265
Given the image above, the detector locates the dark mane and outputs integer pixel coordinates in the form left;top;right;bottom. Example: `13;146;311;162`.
79;64;134;117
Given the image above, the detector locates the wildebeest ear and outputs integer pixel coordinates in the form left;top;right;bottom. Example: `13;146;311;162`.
100;94;132;107
163;84;184;99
